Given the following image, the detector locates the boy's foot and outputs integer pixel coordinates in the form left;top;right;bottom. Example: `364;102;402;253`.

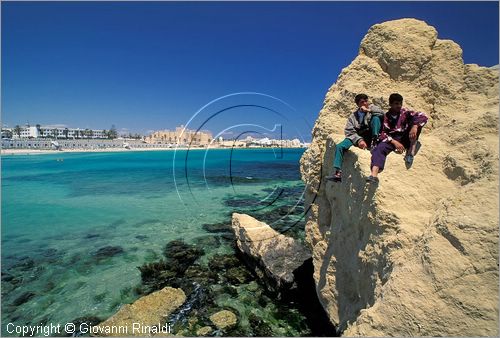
414;141;422;156
369;137;379;150
366;175;379;184
325;171;342;183
404;154;414;165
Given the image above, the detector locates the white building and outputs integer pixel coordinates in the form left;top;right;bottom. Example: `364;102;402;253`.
9;125;108;139
18;126;39;138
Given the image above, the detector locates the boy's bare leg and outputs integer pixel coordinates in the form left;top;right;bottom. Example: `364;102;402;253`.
366;165;380;184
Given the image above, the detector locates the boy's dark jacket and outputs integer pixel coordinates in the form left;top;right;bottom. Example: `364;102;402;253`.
344;104;384;145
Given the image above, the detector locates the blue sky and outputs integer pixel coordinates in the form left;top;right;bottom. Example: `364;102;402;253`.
2;1;498;141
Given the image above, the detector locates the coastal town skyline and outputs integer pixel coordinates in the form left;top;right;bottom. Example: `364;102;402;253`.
1;122;310;153
1;122;301;142
2;2;498;142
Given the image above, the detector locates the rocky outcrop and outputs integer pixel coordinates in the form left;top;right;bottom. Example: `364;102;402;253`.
195;326;213;336
93;287;186;336
209;310;238;330
231;213;312;291
300;18;499;336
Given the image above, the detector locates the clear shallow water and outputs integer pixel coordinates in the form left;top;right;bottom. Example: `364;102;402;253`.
1;148;308;336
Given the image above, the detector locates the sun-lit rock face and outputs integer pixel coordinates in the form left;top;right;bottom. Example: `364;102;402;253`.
92;287;185;336
300;18;499;336
231;212;312;291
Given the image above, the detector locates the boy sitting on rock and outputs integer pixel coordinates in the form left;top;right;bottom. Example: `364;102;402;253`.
326;93;384;182
367;93;428;184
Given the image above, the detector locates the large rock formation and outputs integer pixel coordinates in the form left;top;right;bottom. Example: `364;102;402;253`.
300;18;499;336
231;213;312;291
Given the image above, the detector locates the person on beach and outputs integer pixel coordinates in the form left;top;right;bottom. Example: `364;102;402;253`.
325;93;384;182
366;93;428;184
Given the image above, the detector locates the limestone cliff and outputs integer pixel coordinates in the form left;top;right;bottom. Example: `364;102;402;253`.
299;18;499;336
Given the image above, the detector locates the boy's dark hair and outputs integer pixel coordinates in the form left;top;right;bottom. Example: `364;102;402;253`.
389;93;404;104
354;93;368;104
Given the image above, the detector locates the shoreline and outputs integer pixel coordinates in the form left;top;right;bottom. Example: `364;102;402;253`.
1;146;306;156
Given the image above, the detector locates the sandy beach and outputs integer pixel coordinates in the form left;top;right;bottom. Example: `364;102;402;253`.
0;147;196;156
1;146;305;156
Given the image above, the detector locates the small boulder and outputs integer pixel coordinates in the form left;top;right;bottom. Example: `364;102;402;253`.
231;213;312;290
196;326;213;336
92;287;186;336
209;310;237;330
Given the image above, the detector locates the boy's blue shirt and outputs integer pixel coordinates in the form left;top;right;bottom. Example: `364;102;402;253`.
356;109;366;124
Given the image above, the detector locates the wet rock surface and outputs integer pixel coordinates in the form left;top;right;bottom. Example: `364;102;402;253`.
231;213;312;292
209;310;238;330
131;229;335;337
93;287;186;336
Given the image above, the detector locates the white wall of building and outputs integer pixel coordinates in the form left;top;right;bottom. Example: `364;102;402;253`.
9;126;107;139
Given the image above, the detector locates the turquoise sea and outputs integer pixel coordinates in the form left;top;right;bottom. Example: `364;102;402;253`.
1;148;318;336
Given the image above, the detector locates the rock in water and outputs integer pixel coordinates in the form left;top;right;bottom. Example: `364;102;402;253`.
12;292;35;306
209;310;237;330
299;18;499;336
93;246;124;259
196;326;213;336
92;287;185;336
231;213;312;291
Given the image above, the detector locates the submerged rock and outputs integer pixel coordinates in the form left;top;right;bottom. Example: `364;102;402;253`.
224;196;264;208
184;265;218;286
248;313;273;337
225;267;254;285
193;236;221;249
163;240;204;274
202;222;232;233
207;254;242;272
1;272;15;282
231;213;312;291
40;248;59;257
138;260;170;278
93;287;185;336
12;291;35;306
138;240;207;296
137;260;177;294
10;256;35;271
93;246;124;259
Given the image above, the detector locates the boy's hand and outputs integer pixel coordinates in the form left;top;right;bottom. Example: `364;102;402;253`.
357;140;368;150
409;125;419;142
391;139;405;153
359;106;370;113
